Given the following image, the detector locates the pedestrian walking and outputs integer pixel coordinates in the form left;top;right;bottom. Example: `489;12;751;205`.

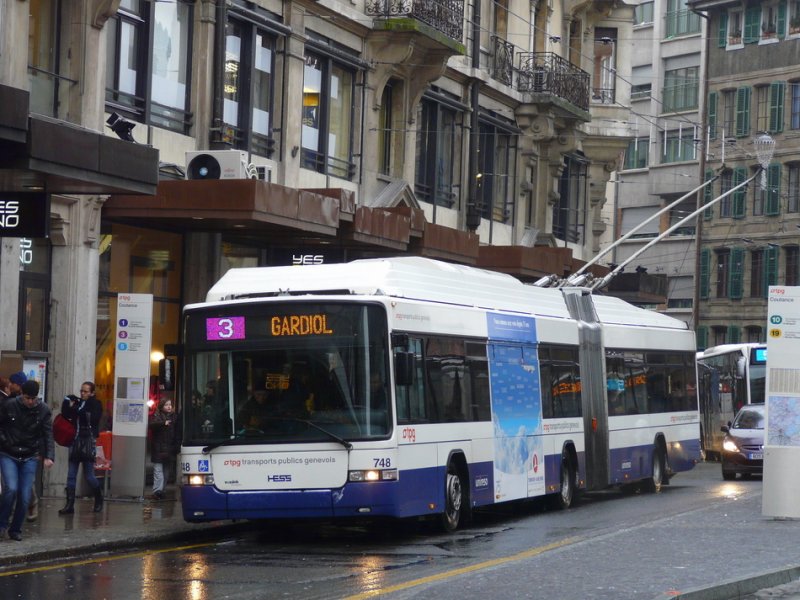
7;372;40;522
149;398;181;500
0;380;54;541
58;381;104;514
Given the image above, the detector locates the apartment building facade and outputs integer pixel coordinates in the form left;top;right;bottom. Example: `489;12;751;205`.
689;0;800;348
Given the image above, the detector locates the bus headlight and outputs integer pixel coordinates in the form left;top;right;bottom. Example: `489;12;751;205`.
348;469;398;482
722;439;739;453
183;474;215;486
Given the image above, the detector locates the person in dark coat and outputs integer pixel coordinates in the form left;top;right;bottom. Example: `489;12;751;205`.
0;380;54;541
58;381;103;514
149;398;181;500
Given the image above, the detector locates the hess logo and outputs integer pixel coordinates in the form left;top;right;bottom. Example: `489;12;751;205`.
0;201;20;228
267;474;292;482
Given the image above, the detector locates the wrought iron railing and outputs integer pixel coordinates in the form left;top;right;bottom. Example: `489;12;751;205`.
491;36;514;86
517;52;590;111
365;0;464;41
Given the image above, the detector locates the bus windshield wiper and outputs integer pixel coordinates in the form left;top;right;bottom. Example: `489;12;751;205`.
201;419;352;452
264;416;353;450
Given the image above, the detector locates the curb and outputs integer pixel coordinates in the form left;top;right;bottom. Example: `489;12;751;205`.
652;565;800;600
0;521;249;568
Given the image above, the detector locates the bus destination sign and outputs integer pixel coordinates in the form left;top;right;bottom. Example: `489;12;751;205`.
205;314;335;341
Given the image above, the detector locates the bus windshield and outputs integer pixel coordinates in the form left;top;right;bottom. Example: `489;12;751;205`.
183;302;391;446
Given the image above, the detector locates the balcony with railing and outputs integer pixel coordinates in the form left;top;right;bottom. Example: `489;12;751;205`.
365;0;464;44
517;52;590;114
491;36;514;86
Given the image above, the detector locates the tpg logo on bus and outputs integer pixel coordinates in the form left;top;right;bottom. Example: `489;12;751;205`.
401;427;416;443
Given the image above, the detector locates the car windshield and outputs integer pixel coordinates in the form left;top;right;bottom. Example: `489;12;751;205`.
732;405;764;430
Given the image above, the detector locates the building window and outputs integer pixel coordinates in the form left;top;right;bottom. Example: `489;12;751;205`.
786;246;800;286
716;249;730;298
665;0;701;37
663;67;699;113
712;326;727;346
746;327;762;343
790;1;800;35
478;118;517;222
221;15;278;157
106;0;193;133
661;129;695;163
788;163;800;213
756;85;770;133
791;82;800;130
634;2;654;25
719;170;732;217
750;248;764;297
722;89;736;137
761;2;779;40
28;0;61;118
592;29;616;104
743;5;762;43
378;82;394;176
301;51;358;180
18;238;51;352
668;198;695;235
106;0;193;134
554;155;588;244
727;9;743;45
415;96;462;209
620;206;659;239
623;138;649;169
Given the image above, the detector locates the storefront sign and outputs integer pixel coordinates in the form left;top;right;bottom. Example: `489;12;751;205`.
0;193;50;238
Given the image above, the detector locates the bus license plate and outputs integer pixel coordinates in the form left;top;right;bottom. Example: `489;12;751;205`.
749;452;763;460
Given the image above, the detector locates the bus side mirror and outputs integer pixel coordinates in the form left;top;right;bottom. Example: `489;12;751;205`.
736;356;746;378
394;351;414;386
159;357;176;391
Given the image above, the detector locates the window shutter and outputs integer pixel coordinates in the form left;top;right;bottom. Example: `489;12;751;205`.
744;6;761;43
732;167;747;218
769;81;785;133
699;248;710;299
727;325;741;344
765;245;779;295
729;246;744;299
718;13;729;47
735;87;751;137
778;0;787;38
766;163;781;215
703;168;715;220
696;327;708;351
708;92;718;139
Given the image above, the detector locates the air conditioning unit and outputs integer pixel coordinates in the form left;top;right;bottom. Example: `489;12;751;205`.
185;150;249;180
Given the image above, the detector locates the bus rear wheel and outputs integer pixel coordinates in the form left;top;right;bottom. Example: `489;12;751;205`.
550;454;575;510
440;463;464;532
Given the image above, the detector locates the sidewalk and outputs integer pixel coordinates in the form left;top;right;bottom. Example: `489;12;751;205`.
0;490;238;567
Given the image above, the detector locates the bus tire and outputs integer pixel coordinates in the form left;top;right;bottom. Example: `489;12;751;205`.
647;445;666;493
440;461;466;532
550;451;575;510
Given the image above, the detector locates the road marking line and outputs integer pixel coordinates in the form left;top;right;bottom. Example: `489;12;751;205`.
0;541;215;577
344;536;579;599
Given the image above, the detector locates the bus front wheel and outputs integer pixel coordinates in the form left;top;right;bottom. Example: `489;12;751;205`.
648;446;666;493
440;463;464;532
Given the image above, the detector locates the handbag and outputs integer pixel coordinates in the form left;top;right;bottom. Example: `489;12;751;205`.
69;413;96;462
53;414;77;447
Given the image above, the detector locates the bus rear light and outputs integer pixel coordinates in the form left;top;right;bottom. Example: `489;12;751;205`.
348;469;398;482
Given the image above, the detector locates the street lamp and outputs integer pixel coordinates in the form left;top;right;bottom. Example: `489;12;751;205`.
754;133;776;189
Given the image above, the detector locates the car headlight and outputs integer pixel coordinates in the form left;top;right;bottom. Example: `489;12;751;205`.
722;439;739;452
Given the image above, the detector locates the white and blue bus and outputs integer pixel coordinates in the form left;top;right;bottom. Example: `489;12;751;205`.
696;343;767;459
179;257;700;530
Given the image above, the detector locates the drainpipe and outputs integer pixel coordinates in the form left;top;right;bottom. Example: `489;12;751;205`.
692;7;710;334
211;0;227;148
465;0;482;231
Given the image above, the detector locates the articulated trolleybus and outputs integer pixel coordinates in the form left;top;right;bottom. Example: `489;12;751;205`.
180;258;700;530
